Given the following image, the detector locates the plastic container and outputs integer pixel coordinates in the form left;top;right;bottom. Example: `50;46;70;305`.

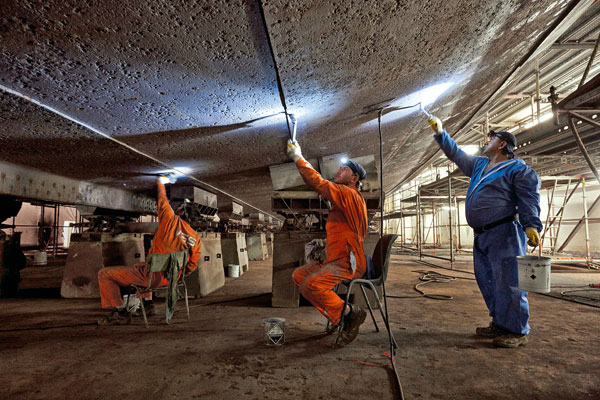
263;317;285;345
517;255;551;293
32;251;47;265
228;264;240;278
122;294;140;312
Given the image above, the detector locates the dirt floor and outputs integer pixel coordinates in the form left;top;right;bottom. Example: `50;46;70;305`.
1;254;599;400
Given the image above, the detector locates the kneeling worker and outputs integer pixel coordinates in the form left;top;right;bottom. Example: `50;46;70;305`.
97;177;201;325
287;140;369;347
427;115;542;348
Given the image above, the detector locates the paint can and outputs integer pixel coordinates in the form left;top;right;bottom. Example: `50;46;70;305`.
517;255;551;293
263;317;285;345
32;251;47;265
122;294;140;313
228;264;240;278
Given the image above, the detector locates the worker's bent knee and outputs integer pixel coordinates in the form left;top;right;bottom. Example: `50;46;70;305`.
291;268;304;286
97;268;109;280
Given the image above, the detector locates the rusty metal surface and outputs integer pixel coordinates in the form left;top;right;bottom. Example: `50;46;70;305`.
0;161;156;213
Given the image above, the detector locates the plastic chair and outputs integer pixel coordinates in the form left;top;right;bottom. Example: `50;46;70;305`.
126;249;190;328
331;234;399;348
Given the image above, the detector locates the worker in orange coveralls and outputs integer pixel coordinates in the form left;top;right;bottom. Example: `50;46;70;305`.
287;139;369;347
97;178;201;326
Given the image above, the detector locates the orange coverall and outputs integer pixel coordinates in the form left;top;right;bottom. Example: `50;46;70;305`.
292;158;368;325
98;181;201;308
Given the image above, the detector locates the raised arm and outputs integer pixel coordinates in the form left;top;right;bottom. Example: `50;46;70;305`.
156;180;175;222
433;130;478;177
295;158;349;208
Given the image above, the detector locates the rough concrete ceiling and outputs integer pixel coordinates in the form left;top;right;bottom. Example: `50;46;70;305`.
0;0;585;213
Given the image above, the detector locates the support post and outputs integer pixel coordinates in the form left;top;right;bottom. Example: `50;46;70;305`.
417;189;422;259
454;196;461;252
578;31;600;88
535;59;541;122
581;178;592;266
448;174;454;268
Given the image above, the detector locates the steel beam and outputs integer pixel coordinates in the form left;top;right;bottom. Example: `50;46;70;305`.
0;161;156;214
578;32;600;88
550;42;597;50
567;115;600;183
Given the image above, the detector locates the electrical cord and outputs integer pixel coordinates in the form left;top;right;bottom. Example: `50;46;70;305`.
413;269;475;300
256;0;294;140
559;287;600;303
385;269;476;301
377;109;405;400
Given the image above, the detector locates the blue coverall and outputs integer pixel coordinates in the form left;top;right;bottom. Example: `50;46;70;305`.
434;130;543;335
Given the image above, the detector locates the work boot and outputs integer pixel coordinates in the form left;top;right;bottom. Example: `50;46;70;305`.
97;309;132;326
476;322;508;338
334;304;366;348
133;301;155;318
493;333;528;348
325;320;340;335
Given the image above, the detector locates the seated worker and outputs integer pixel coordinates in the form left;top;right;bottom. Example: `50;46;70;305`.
97;178;201;326
287;140;369;347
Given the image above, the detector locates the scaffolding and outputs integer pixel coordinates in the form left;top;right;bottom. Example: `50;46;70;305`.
386;16;600;269
386;172;598;268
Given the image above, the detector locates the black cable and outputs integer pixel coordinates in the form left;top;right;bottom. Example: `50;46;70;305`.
0;322;97;333
256;0;293;138
378;109;405;400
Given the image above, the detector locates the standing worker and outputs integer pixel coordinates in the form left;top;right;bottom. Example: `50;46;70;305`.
427;115;542;348
287;139;369;347
97;177;201;325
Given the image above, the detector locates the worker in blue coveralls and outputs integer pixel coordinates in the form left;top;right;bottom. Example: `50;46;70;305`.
427;115;542;348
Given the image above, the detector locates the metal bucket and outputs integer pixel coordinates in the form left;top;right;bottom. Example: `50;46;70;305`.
32;251;47;265
517;255;551;293
263;317;285;345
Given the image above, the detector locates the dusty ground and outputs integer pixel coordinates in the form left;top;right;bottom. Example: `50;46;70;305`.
1;254;599;400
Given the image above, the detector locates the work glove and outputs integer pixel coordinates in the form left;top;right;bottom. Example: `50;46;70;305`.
525;227;540;247
158;173;177;185
428;116;443;135
287;139;302;162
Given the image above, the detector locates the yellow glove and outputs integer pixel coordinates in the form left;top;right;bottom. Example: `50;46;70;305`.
429;116;443;134
525;227;540;247
287;140;302;162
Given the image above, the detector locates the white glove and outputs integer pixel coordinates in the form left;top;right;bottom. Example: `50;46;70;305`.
287;140;302;162
428;116;443;134
158;173;177;184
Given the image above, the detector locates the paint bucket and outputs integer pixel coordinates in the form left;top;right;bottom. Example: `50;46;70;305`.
517;255;551;293
32;251;47;266
263;317;285;345
228;264;240;278
122;294;140;313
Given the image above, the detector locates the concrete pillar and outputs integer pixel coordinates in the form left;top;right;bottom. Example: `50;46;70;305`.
247;233;267;261
184;232;224;297
220;232;248;276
